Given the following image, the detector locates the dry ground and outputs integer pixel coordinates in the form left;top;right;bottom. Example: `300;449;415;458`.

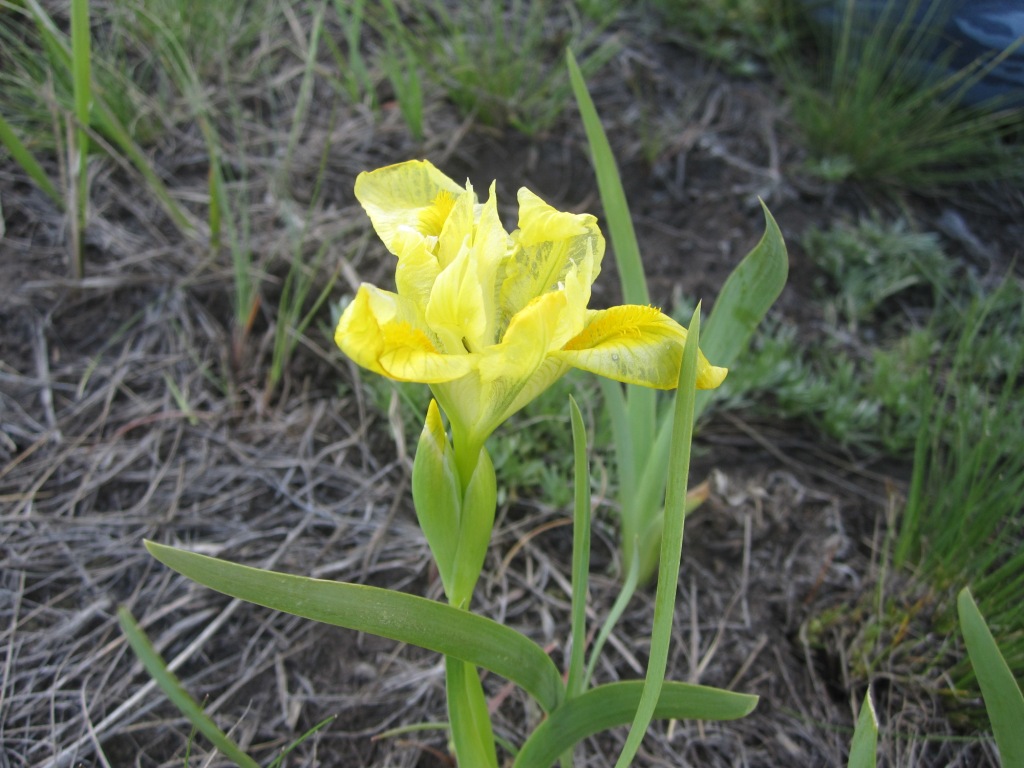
2;10;1019;767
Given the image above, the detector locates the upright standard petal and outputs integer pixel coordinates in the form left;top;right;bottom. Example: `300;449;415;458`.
499;189;604;325
472;184;510;345
425;242;488;354
392;229;441;310
354;160;468;255
555;305;728;390
436;181;478;269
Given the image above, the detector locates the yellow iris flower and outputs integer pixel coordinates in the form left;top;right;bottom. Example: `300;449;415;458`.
335;159;726;456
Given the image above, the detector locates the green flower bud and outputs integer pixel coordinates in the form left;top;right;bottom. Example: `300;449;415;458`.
412;400;461;598
450;446;496;608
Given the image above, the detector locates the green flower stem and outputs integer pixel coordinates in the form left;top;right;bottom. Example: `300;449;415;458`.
446;656;500;768
441;418;500;765
565;395;592;700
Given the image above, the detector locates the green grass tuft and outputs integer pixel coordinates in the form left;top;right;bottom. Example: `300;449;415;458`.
896;275;1024;688
384;0;618;135
774;0;1024;188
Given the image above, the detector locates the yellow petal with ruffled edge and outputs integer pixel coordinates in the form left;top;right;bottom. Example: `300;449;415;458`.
472;184;509;344
425;241;488;354
470;290;569;442
555;305;728;390
354;160;469;255
437;181;477;269
499;189;604;323
335;286;474;383
480;290;565;384
516;188;593;247
392;229;441;310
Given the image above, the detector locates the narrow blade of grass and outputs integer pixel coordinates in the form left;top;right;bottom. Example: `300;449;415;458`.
566;394;592;700
0;111;63;206
958;588;1024;767
614;305;702;768
69;0;91;277
117;608;261;768
281;1;325;176
266;716;337;768
567;48;647;306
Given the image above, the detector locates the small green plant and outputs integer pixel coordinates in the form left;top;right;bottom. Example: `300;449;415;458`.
712;322;931;454
386;0;618;135
649;0;788;77
802;270;1024;731
896;275;1024;687
0;0;194;264
775;0;1024;187
803;216;952;330
327;0;376;106
809;587;1024;766
712;216;958;454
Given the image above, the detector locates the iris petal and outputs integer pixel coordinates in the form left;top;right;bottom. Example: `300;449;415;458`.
437;182;477;268
556;306;727;390
378;323;475;382
335;286;473;383
393;230;441;309
354;160;468;255
426;242;488;353
499;189;604;323
479;290;565;384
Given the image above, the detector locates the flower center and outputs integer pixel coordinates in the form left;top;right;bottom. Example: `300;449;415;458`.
419;191;458;238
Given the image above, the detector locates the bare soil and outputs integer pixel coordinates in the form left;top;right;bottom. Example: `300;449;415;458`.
2;8;1020;768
